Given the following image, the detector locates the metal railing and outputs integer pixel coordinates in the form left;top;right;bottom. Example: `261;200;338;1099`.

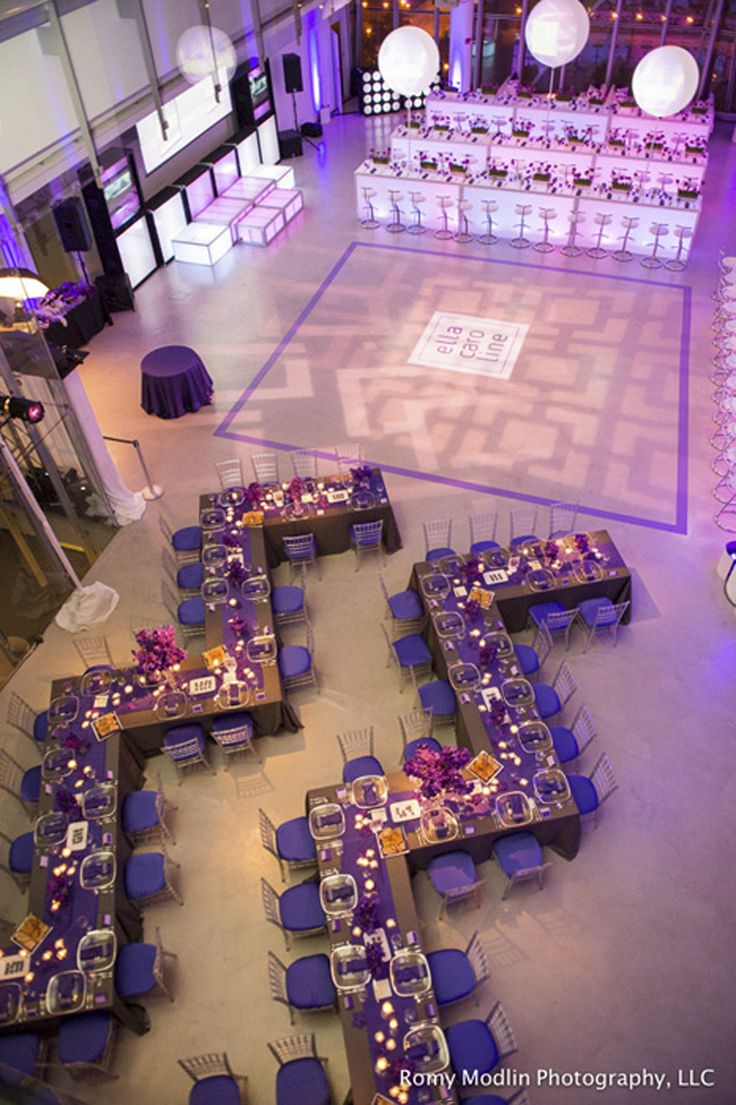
103;434;163;501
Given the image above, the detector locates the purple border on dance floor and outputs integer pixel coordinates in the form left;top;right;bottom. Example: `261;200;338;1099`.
215;241;691;535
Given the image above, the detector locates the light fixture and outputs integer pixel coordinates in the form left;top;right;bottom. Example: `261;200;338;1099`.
0;268;50;301
0;394;45;424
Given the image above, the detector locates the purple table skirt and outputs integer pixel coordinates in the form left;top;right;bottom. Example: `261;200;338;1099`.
141;345;214;419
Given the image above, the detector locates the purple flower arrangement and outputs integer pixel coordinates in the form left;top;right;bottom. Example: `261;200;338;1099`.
132;625;187;677
228;615;250;638
464;598;481;623
404;744;472;800
479;642;499;669
574;532;591;555
55;787;79;815
246;482;264;506
33;280;92;326
365;940;388;979
225;560;248;586
60;730;90;757
350;464;374;489
47;871;72;907
288;476;305;500
353;893;380;934
460;560;483;587
489;698;506;729
222;533;240;549
543;540;559;565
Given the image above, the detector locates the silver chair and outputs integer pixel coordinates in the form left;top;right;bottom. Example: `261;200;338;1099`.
251;451;279;484
423;517;454;561
178;1053;248;1104
454;199;473;243
548;500;579;538
158;514;201;565
267;1034;330;1093
379;574;425;634
350;519;384;570
336;726;376;767
143;925;177;1002
468;510;499;556
581;599;630;651
576;752;618;827
386;188;405;233
534;207;556;253
0;830;32;891
494;834;552;900
429;930;490;1008
542;607;580;650
641;222;669;269
549;660;578;711
561;211;585;257
259;808;317;882
279;621;319;694
212;715;260;765
360;186;380;229
665;226;693;272
282;533;319;581
161;581;204;642
527;619;554;675
381;623;432;692
162;731;214;784
261;878;326;950
6;692;46;750
399;708;434;749
215;458;244;490
477;199;499;245
556;703;597;766
72;634;114;672
124;847;183;907
434;195;454;240
509;504;539;546
587;212;613;259
291;449;318;480
612;215;639;262
0;748;39;817
162;547;200;597
333;442;363;475
407;191;428;235
267;951;336;1024
123;771;177;846
485;1001;519;1064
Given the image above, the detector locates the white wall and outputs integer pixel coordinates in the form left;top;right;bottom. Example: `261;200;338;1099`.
0;30;77;175
63;0;150;119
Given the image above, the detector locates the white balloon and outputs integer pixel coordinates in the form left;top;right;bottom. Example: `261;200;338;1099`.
176;26;236;86
524;0;589;69
378;27;439;98
631;46;699;118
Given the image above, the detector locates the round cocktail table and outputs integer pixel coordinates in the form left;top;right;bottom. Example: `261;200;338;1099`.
140;345;213;419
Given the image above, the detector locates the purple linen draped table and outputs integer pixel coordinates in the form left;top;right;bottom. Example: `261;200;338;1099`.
140;345;214;419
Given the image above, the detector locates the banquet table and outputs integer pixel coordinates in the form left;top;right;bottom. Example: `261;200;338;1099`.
0;708;148;1039
45;288;112;350
140;345;214;420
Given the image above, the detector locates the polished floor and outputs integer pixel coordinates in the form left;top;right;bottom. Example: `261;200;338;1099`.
1;111;736;1105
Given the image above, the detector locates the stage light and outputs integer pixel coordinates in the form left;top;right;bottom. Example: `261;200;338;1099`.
1;394;45;424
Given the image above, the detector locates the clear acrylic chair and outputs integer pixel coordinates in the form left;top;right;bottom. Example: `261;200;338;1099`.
380;623;432;692
509;504;539;546
423;517;455;561
468;510;500;556
278;621;319;693
568;752;618;827
579;599;630;651
178;1053;248;1104
215;458;244;490
72;634;114;672
334;442;363;474
261;878;326;950
251;452;279;484
493;831;552;900
283;533;319;581
548;501;579;538
7;690;47;749
162;728;214;783
350;519;384;570
259;807;317;882
0;749;38;818
122;771;177;846
267;951;336;1024
552;702;597;765
291;449;318;480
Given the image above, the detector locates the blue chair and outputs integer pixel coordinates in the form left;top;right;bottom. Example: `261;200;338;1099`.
413;670;457;726
399;708;441;762
268;1033;331;1105
163;547;204;595
528;605;579;649
273;585;307;627
469;511;500;556
427;850;481;918
57;1012;117;1077
0;1033;46;1084
423;517;456;562
550;703;597;765
261;878;326;951
0;830;33;891
267;951;336;1023
381;623;432;691
578;597;630;651
178;1051;248;1105
492;832;551;899
508;504;539;547
0;749;40;816
427;931;490;1006
349;519;384;569
283;533;319;582
568;753;618;827
337;728;384;783
212;713;259;764
379;575;425;630
163;724;213;782
279;622;319;693
533;661;577;720
513;621;552;679
7;692;48;748
161;580;205;642
124;851;183;907
159;515;202;563
446;1002;518;1090
122;772;176;845
115;926;176;1001
548;501;579;539
259;808;317;882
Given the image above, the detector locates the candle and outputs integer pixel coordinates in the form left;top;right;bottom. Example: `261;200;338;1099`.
388;1017;399;1031
381;1001;394;1016
386;1037;397;1050
374;1031;385;1043
376;1057;389;1073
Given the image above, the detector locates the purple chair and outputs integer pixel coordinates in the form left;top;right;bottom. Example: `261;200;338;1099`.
273;585;307;627
0;1033;46;1084
0;749;40;816
268;1033;331;1105
427;931;490;1006
446;1002;518;1094
533;661;577;721
399;707;441;762
567;753;618;827
379;575;424;630
162;724;213;783
259;808;317;882
381;623;432;692
122;772;176;845
178;1052;248;1105
115;926;176;1001
57;1012;117;1077
336;727;384;783
427;850;482;918
261;878;326;950
124;851;183;907
0;830;33;891
267;951;337;1023
7;692;48;748
492;833;551;899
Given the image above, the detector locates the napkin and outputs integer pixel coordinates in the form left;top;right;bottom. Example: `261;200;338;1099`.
337;957;366;975
393;964;424;983
406;1038;439;1061
318;811;343;826
324;884;353;902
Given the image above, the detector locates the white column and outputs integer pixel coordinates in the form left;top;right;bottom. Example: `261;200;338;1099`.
449;0;474;93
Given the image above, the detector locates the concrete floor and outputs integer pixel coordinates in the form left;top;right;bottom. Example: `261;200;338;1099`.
2;111;736;1105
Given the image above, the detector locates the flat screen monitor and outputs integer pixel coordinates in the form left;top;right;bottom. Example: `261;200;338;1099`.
102;155;141;231
249;66;272;122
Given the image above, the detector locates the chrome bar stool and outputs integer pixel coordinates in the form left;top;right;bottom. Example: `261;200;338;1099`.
510;203;533;249
533;207;556;253
714;470;736;531
454;199;473;243
612;216;639;262
491;115;507;138
714;452;736;503
434;195;454;240
587;213;612;259
477;200;499;245
386;190;405;234
360;187;380;230
641;223;669;269
664;226;693;272
561;212;585;257
407;191;428;235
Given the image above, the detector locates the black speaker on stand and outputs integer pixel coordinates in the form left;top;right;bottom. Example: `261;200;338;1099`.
52;198;94;284
281;52;318;151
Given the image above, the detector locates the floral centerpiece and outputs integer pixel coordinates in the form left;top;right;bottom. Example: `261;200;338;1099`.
403;744;472;801
33;281;92;328
132;625;187;685
350;464;374;491
369;147;390;166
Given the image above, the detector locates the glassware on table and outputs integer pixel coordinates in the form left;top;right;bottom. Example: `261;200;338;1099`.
419;573;450;599
518;719;553;754
48;696;80;725
203;543;228;571
434;611;465;639
79;850;116;892
154;689;190;720
217;488;245;508
515;539;544;560
533;767;571;805
34;811;69;848
448;662;481;692
501;677;535;708
46;971;87;1015
245;634;277;666
350;488;376;510
480;546;509;569
241;574;271;603
200;506;227;531
42;747;75;782
308;803;346;840
202;578;229;604
80;667;117;696
390;949;431;997
320;873;358;917
573;559;603;583
215;680;252;710
330;943;370;992
419;805;459;844
351;775;388;809
82;782;117;820
437;553;465;574
526;567;556;591
402;1023;450;1074
77;929;117;974
0;983;22;1025
486;630;514;657
495;790;533;828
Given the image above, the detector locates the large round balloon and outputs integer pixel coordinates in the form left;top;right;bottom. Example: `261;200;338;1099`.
378;27;439;98
524;0;589;69
176;26;237;86
631;46;699;118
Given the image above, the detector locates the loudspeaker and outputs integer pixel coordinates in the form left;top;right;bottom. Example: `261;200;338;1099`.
52;198;93;253
94;273;134;313
282;53;303;94
278;129;303;159
301;121;323;138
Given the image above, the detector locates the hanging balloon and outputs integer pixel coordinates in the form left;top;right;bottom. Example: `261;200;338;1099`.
176;26;237;86
631;46;699;118
378;27;439;99
524;0;590;69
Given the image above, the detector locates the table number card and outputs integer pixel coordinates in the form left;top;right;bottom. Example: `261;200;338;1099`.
189;676;217;696
66;821;89;852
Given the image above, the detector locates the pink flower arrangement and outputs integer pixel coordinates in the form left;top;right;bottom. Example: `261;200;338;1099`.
132;625;187;676
403;745;472;801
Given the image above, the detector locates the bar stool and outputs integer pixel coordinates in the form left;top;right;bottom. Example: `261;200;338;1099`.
612;216;639;262
360;187;380;230
587;213;612;259
491;115;507;137
510;204;533;249
714;470;736;532
434;195;454;240
477;200;499;245
533;207;556;253
386;190;405;234
664;226;693;272
714;452;736;502
454;199;473;243
561;212;585;257
407;191;428;235
641;223;669;269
